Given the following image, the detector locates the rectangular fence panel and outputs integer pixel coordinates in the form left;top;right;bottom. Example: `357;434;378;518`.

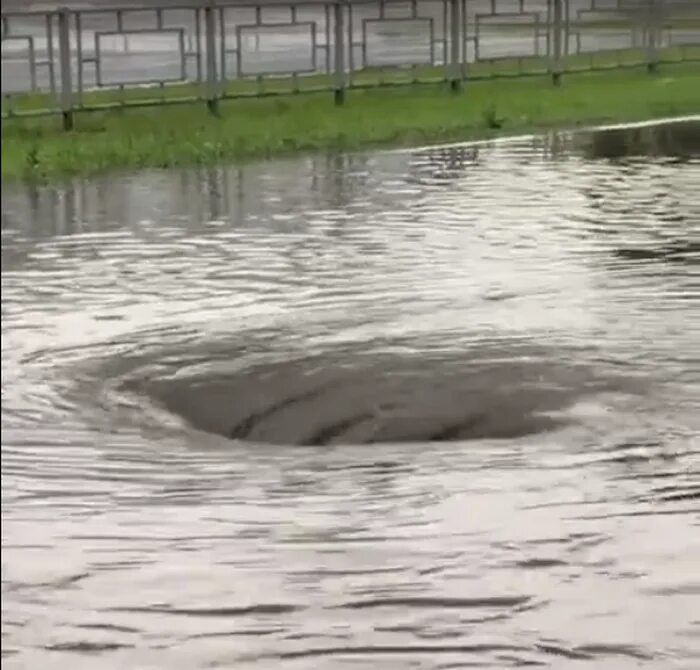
474;12;546;61
70;6;204;108
1;11;59;113
363;17;435;67
218;2;332;95
95;28;187;86
346;0;448;85
2;35;37;94
570;7;643;55
236;22;317;76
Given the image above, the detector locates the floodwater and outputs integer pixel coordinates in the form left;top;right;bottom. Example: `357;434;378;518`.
2;118;700;669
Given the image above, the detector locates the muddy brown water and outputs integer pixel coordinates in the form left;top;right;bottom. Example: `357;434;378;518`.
2;118;700;669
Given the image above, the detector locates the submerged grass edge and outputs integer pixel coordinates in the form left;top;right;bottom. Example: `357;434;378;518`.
3;62;700;183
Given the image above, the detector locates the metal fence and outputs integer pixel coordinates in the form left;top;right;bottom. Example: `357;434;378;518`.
2;0;699;127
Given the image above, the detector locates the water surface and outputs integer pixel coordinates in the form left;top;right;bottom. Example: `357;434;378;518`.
2;119;700;669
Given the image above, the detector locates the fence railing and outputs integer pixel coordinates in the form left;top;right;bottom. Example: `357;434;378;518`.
2;0;699;127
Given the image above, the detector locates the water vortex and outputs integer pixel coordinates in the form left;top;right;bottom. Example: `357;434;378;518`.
119;343;640;446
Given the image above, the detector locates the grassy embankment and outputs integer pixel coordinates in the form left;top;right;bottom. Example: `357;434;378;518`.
2;47;700;182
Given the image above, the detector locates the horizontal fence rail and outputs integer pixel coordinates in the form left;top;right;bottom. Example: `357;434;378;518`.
2;0;699;126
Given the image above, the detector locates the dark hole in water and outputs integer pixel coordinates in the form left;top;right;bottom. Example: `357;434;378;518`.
135;349;639;446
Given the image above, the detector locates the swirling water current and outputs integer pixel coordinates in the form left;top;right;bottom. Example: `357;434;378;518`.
2;119;700;669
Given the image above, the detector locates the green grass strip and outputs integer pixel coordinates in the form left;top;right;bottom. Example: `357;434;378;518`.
3;59;699;183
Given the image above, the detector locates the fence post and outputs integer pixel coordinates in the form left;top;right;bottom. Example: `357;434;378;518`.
646;0;658;74
57;7;74;131
333;1;346;105
550;0;563;86
204;1;220;115
449;0;461;92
